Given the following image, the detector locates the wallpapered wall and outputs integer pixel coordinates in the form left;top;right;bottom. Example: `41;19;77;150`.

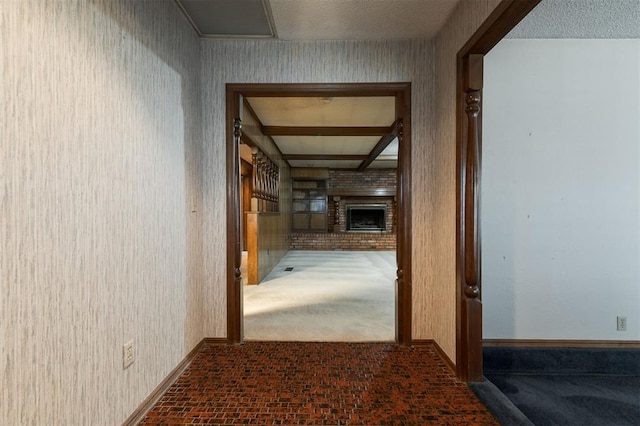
1;1;202;424
1;0;508;422
432;0;503;359
199;0;504;361
198;38;437;340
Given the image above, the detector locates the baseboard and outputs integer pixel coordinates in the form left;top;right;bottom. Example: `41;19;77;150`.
122;338;226;426
483;344;640;375
412;339;456;374
483;339;640;348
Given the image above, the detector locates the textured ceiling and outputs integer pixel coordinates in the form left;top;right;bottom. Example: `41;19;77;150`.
176;0;639;40
508;0;640;39
269;0;460;40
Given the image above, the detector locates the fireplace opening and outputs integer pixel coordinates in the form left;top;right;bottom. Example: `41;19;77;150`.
346;204;387;232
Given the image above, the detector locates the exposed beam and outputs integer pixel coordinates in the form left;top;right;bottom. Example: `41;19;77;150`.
242;98;291;168
357;125;398;171
233;82;410;98
283;154;368;161
263;126;392;137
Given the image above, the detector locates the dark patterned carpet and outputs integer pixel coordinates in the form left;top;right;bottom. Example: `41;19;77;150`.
481;347;640;426
140;342;497;425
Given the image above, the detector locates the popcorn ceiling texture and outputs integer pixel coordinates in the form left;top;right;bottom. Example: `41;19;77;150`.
1;1;202;424
507;0;640;39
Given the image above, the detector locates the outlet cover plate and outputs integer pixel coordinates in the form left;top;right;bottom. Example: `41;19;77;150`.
617;316;627;331
123;340;135;369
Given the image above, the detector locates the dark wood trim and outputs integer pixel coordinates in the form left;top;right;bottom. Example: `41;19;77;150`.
240;159;253;177
395;85;412;346
227;82;412;345
285;154;368;161
234;82;411;98
459;0;541;56
243;98;265;132
122;338;226;425
483;339;640;349
243;98;291;168
412;339;456;374
455;0;542;382
263;126;393;136
226;88;243;344
456;0;541;381
327;188;395;197
358;126;398;171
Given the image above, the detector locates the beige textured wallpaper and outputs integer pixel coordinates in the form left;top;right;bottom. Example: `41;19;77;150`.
1;0;507;422
199;39;436;339
432;0;503;360
1;1;202;424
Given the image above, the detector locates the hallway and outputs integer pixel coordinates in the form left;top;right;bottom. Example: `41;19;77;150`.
243;251;396;342
139;341;497;425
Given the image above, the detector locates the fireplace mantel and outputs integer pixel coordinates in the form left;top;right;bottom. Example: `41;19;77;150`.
327;188;395;198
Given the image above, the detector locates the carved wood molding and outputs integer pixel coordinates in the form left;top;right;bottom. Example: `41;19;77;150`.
226;82;412;347
455;0;542;382
250;146;280;212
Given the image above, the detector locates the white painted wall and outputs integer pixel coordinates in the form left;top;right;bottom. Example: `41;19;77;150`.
482;39;640;340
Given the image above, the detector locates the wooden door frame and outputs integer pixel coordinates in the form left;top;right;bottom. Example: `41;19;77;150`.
456;0;542;381
226;82;413;345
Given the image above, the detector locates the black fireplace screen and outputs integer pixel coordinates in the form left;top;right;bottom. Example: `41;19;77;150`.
346;205;386;231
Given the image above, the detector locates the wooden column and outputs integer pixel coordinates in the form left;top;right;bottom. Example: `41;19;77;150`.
228;117;243;344
395;118;410;345
460;54;483;381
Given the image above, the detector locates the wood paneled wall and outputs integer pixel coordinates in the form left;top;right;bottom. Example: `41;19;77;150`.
246;213;289;284
241;105;291;285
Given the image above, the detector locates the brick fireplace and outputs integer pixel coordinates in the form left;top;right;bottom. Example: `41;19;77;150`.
290;169;396;251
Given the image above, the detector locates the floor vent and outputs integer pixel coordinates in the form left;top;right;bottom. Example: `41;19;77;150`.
284;267;294;271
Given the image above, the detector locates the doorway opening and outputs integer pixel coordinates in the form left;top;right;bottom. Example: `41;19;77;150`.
455;0;542;381
226;83;412;345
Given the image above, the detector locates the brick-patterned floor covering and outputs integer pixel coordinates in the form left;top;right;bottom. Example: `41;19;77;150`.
140;342;497;425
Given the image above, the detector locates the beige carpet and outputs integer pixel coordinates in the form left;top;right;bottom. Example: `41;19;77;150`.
243;250;396;342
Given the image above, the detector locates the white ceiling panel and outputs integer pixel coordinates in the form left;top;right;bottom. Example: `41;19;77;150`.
247;96;395;127
368;160;398;169
273;136;379;155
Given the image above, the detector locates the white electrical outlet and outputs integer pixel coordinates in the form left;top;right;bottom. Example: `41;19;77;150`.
617;316;627;331
123;340;135;369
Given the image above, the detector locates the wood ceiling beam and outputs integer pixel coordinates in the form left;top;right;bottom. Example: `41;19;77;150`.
283;154;368;161
357;123;398;171
262;126;393;137
242;98;291;168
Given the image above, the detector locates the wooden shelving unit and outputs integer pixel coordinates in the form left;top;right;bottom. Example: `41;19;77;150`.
292;179;327;232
